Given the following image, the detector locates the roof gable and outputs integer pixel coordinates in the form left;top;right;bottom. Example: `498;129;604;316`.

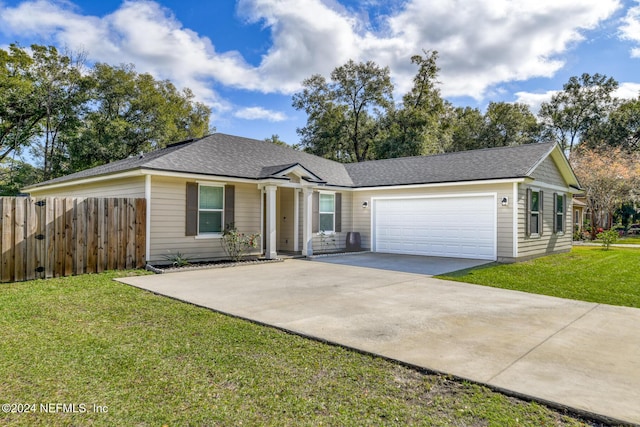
259;163;325;183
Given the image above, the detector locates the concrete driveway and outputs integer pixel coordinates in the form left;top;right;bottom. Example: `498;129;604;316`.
118;256;640;425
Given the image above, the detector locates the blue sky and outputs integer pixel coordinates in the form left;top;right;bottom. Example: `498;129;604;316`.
1;0;640;148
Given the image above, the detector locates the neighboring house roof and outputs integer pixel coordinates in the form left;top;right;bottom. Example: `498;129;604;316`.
24;133;579;191
573;197;587;207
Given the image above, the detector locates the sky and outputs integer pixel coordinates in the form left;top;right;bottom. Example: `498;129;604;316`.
1;0;640;147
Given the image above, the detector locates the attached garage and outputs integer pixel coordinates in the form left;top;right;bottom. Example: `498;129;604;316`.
372;195;497;261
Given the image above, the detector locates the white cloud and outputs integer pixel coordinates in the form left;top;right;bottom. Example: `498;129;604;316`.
513;81;640;115
0;0;251;113
620;1;640;57
385;0;621;98
234;106;287;122
0;0;623;108
239;0;622;98
514;90;559;114
616;82;640;99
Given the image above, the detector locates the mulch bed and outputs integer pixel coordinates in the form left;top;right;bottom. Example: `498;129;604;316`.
146;257;283;274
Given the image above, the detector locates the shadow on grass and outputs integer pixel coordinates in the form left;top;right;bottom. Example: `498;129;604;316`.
436;262;502;279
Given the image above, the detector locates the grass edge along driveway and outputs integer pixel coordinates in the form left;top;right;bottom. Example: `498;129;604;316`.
438;246;640;309
0;271;596;426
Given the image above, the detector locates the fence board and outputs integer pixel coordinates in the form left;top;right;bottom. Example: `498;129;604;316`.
97;198;106;273
75;198;86;276
135;198;146;268
45;198;55;279
125;199;134;269
0;197;146;283
85;198;97;274
54;198;64;278
25;198;38;281
2;199;15;282
64;198;74;277
13;199;25;282
106;198;116;271
118;198;126;271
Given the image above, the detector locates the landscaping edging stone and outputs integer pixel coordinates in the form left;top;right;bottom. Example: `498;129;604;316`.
146;251;370;274
307;251;371;259
146;258;284;274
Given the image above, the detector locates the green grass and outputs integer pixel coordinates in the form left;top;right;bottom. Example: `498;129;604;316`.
0;271;591;426
614;236;640;245
439;246;640;308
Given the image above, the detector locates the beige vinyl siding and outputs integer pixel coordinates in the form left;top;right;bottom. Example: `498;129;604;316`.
517;185;572;259
351;183;514;259
26;176;146;198
292;190;353;253
149;176;261;263
309;191;352;252
517;156;573;259
286;173;301;183
297;191;303;250
530;156;564;183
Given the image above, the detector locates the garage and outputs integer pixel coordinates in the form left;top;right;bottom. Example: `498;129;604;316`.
372;195;497;260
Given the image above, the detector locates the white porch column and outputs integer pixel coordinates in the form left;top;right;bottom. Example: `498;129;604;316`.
302;187;314;257
265;185;278;259
293;189;299;252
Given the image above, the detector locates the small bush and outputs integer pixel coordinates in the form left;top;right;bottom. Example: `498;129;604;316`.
221;223;261;261
164;251;191;267
596;229;618;250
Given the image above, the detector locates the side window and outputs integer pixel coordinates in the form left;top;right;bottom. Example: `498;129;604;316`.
319;193;335;233
555;193;565;234
199;185;224;234
530;190;540;235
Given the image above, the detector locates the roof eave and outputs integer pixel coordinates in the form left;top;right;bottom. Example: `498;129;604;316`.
351;177;527;191
23;169;145;193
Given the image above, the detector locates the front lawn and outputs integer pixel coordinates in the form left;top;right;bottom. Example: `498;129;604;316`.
0;272;591;426
613;236;640;245
439;246;640;308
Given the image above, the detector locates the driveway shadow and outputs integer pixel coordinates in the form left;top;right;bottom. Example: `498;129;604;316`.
308;252;491;276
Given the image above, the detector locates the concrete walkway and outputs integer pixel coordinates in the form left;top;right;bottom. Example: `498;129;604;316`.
118;258;640;425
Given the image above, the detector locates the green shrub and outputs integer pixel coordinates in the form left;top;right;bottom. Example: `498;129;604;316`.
221;223;261;261
164;251;191;267
596;229;618;250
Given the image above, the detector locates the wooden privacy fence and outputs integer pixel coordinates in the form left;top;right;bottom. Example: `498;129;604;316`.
0;197;146;283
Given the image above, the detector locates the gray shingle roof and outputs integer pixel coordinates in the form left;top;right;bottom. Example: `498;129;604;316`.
344;142;556;187
27;133;558;190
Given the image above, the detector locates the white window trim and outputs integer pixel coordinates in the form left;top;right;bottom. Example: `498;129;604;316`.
198;183;225;237
555;193;565;235
318;191;336;235
529;188;541;238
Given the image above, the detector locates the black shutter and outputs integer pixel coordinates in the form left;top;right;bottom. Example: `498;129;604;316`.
525;188;531;237
335;193;342;232
563;194;567;233
224;185;235;229
539;190;544;236
553;192;558;233
312;192;319;233
186;182;198;236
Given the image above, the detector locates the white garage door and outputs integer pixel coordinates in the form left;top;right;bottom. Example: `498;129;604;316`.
373;195;496;260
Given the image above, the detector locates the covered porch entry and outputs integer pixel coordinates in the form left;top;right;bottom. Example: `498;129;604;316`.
259;175;318;259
